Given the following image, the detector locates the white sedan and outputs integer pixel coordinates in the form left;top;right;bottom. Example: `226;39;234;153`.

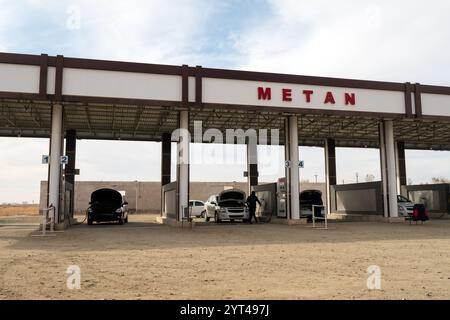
189;200;205;218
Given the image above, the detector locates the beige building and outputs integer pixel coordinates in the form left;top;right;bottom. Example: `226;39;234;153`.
40;181;326;214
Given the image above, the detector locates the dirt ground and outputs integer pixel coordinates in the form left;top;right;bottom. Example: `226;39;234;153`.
0;214;449;300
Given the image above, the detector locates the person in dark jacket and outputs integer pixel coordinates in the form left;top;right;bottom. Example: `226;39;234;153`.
246;191;261;224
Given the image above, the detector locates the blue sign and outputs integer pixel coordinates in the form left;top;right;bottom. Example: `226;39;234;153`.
60;155;69;165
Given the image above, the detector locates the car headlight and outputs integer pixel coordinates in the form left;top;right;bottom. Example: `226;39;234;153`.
115;208;122;213
219;208;227;213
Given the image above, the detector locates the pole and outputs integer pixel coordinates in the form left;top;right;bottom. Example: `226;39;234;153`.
48;104;63;226
135;181;138;214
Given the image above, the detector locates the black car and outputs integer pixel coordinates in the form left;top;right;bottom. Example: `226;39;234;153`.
87;188;129;225
299;189;324;219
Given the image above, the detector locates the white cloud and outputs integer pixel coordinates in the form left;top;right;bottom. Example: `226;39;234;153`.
71;0;206;63
0;0;215;64
42;0;214;65
233;0;450;85
0;1;18;51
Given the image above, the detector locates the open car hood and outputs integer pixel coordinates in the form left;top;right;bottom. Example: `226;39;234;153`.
217;189;246;203
90;188;123;208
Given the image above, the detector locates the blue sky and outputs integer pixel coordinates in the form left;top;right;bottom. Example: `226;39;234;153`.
1;0;450;203
0;0;272;67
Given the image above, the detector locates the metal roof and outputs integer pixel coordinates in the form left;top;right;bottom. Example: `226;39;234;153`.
1;99;450;150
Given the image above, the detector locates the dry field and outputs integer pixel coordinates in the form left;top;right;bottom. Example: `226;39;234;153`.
0;205;39;217
0;214;449;300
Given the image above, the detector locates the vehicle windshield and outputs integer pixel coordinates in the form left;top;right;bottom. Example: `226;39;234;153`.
397;195;411;202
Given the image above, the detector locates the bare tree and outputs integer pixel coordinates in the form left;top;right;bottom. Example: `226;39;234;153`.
431;177;450;184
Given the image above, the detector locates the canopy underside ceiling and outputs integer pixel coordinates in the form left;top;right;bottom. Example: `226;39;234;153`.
1;100;449;150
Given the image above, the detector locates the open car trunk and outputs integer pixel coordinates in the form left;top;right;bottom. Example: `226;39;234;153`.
90;188;123;213
299;190;323;210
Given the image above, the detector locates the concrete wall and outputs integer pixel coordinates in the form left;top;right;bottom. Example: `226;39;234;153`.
330;181;383;215
40;181;248;213
404;183;450;214
40;180;326;214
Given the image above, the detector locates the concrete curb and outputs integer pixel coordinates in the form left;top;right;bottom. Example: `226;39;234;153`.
156;216;195;228
328;213;405;223
270;218;308;225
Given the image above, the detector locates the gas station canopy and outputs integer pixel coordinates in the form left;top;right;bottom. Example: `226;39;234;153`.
1;52;450;149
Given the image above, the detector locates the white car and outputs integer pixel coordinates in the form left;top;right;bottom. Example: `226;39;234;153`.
204;195;219;222
397;195;415;217
188;200;205;218
205;189;249;223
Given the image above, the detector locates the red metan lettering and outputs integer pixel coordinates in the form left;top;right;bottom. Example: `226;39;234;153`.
258;87;271;100
302;90;313;103
282;88;292;101
345;93;356;105
324;91;335;104
256;87;356;107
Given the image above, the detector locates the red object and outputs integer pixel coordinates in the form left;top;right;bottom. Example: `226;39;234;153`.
282;88;292;101
258;87;271;100
345;93;356;105
324;91;335;104
303;90;314;102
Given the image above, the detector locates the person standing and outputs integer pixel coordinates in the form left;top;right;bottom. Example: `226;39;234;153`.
246;191;261;224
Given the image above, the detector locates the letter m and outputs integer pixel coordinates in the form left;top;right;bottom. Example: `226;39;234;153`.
258;87;271;100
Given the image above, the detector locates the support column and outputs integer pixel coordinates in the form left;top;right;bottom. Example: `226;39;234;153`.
48;104;64;224
285;116;300;219
379;120;398;217
65;129;76;219
246;137;258;195
176;111;190;221
161;132;172;187
324;138;337;215
160;132;172;218
395;141;407;196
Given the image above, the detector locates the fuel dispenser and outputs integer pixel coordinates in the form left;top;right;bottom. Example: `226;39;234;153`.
276;177;287;218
